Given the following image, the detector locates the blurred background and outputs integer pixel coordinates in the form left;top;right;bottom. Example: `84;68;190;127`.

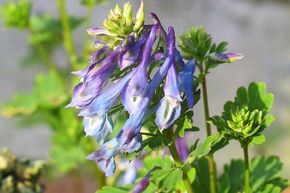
0;0;290;192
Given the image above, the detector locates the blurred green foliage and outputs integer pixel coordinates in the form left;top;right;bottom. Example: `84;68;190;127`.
0;0;102;178
0;148;45;193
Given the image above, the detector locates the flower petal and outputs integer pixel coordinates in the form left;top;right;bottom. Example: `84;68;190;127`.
179;59;196;108
155;96;181;130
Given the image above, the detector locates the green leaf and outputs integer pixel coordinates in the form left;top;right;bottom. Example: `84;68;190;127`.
0;0;31;29
34;71;67;108
29;15;83;50
215;41;228;53
251;156;288;192
96;186;129;193
133;1;144;32
192;158;211;193
250;134;265;146
151;168;182;192
256;184;281;193
217;156;289;193
143;156;173;172
186;133;225;164
80;0;105;7
218;159;244;193
1;94;38;117
248;82;273;111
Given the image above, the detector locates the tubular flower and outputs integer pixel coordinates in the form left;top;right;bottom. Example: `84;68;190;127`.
121;24;160;114
179;59;196;108
176;137;189;163
86;138;119;176
83;115;113;145
210;52;244;63
68;1;198;176
155;27;182;131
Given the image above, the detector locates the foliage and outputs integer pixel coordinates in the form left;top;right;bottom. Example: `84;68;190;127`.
0;0;103;178
0;148;45;193
210;82;274;146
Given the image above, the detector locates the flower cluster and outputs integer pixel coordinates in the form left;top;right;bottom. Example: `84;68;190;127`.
67;2;196;176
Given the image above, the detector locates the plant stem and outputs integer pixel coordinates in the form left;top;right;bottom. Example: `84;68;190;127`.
55;0;78;68
198;64;217;193
82;5;94;57
243;144;252;193
95;166;106;188
34;44;55;70
163;130;195;193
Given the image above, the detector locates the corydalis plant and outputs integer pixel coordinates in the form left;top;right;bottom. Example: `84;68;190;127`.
66;1;289;193
68;1;198;176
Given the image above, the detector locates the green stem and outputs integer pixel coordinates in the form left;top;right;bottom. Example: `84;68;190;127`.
198;64;217;193
82;6;94;56
34;44;55;70
55;0;78;68
243;144;252;193
163;130;195;193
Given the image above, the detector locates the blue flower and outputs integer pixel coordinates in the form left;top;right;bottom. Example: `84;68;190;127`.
119;32;149;69
122;24;160;114
179;59;196;108
132;175;150;193
176;137;189;163
67;48;119;108
155;27;182;130
211;52;244;63
86;138;120;176
79;69;135;117
83;114;113;144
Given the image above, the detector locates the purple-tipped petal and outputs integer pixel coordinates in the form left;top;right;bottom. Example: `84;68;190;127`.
84;115;113;144
179;59;196;108
132;175;150;193
176;137;189;163
121;24;159;114
155;96;181;130
119;33;149;69
211;52;244;63
87;138;119;176
87;28;114;36
164;64;182;102
79;70;135;117
66;81;100;108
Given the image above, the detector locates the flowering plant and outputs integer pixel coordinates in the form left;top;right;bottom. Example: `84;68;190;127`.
68;1;289;193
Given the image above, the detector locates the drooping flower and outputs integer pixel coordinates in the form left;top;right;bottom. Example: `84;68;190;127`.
86;138;119;176
118;32;149;69
68;1;199;177
121;24;160;114
79;69;135;117
176;137;189;163
179;59;196;108
67;48;119;108
132;175;150;193
83;114;113;144
155;27;182;131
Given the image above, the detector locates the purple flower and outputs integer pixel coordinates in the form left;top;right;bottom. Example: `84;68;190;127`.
86;138;119;176
155;27;182;130
179;59;196;108
79;69;135;117
83;114;113;144
211;52;244;63
67;48;119;108
132;175;150;193
119;33;149;69
122;24;160;114
176;137;189;163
